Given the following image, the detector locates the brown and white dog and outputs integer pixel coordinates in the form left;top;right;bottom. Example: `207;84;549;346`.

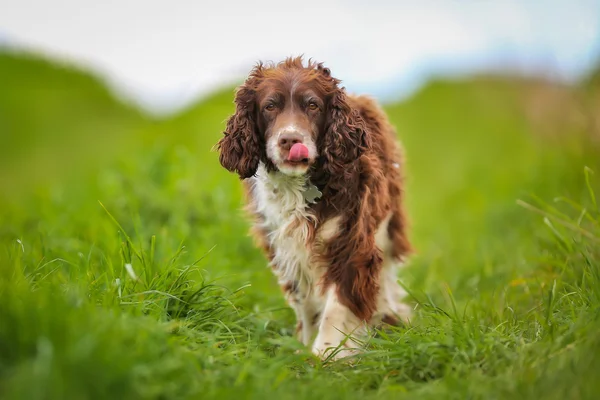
216;57;412;359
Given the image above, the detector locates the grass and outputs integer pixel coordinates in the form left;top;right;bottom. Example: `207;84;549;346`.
1;50;600;399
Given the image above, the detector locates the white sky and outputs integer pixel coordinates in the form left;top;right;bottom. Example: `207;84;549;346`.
1;0;599;114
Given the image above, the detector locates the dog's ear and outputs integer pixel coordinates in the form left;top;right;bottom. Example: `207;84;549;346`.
321;86;370;177
216;71;263;179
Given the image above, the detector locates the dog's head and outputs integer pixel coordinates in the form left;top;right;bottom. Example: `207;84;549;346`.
216;57;369;179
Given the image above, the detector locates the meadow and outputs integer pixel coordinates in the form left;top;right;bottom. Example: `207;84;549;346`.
1;51;600;399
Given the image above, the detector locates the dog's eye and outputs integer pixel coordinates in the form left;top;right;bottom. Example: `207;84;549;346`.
308;102;319;111
265;104;276;111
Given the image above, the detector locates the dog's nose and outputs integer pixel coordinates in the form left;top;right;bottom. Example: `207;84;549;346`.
278;132;303;151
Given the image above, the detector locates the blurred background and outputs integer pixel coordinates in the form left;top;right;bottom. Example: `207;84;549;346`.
1;0;600;297
1;0;599;193
2;0;600;113
1;0;600;282
2;1;600;398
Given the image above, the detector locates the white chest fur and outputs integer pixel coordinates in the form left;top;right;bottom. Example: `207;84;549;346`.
250;164;319;290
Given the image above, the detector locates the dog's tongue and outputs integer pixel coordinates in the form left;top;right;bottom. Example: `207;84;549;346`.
288;143;309;162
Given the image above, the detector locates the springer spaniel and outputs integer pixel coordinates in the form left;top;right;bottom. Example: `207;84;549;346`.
216;57;412;360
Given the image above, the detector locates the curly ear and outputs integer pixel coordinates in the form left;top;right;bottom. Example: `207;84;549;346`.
216;85;262;179
321;88;370;177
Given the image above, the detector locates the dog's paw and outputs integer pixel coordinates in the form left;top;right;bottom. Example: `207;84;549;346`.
312;340;360;362
394;302;413;323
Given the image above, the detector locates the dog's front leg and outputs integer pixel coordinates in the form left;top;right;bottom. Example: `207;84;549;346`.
312;286;366;360
284;281;319;346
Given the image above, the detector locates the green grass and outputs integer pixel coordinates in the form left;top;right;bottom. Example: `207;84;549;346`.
1;51;600;399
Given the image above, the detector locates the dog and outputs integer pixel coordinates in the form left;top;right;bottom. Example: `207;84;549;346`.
216;57;412;359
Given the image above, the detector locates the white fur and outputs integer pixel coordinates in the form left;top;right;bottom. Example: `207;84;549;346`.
373;214;411;325
375;214;392;254
251;163;325;345
312;285;366;359
317;216;342;242
265;124;318;177
251;164;320;289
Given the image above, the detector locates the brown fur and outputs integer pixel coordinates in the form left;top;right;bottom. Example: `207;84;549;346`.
216;57;411;322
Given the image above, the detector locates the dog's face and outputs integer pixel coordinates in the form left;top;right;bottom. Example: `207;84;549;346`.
216;57;369;180
256;75;327;176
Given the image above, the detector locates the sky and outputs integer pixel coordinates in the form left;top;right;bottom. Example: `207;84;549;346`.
1;0;599;114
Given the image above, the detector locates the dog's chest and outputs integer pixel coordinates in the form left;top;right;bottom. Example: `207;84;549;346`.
251;169;321;288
